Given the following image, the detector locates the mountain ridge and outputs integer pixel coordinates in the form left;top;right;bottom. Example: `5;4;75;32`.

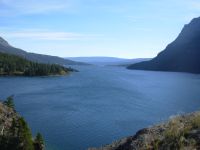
127;17;200;74
67;57;151;66
0;37;85;66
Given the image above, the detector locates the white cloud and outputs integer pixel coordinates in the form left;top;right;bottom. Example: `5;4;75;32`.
1;29;103;41
0;0;77;15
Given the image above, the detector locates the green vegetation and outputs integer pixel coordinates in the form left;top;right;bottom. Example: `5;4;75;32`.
34;133;45;150
0;52;73;76
0;97;45;150
0;117;36;150
3;96;14;109
151;113;200;150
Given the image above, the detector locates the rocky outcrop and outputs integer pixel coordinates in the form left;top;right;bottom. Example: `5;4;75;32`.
90;112;200;150
0;100;44;150
0;103;18;137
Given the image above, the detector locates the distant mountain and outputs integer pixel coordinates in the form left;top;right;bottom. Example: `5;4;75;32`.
128;17;200;74
0;37;85;66
116;58;152;67
67;57;151;66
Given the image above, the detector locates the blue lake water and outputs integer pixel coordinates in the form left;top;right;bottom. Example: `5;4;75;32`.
0;66;200;150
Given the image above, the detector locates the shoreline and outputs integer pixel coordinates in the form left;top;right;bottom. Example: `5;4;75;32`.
89;111;200;150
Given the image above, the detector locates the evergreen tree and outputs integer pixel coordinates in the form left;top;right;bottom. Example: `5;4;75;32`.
3;95;14;109
17;117;34;150
0;52;71;76
34;133;45;150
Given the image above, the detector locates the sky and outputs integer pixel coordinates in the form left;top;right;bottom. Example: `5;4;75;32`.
0;0;200;58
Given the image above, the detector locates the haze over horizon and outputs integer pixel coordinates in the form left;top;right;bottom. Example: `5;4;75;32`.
1;0;200;58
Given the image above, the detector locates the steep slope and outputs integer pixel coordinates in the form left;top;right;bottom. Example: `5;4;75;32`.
128;17;200;74
0;98;44;150
90;111;200;150
0;37;84;66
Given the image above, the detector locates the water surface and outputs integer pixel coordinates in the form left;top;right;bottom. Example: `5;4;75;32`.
0;66;200;150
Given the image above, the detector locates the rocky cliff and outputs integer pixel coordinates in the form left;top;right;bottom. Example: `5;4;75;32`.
0;98;44;150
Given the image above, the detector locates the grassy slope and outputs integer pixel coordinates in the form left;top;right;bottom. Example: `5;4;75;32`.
90;112;200;150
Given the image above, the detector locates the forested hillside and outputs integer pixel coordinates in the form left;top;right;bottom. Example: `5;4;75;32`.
0;36;85;66
0;97;44;150
0;52;74;76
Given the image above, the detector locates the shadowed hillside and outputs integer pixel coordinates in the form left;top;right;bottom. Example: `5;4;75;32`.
128;17;200;74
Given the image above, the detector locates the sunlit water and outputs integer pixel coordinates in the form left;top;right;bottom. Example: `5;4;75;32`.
0;66;200;150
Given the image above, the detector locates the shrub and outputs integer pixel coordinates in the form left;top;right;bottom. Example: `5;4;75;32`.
3;96;14;109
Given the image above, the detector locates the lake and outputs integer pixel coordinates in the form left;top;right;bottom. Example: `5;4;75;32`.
0;66;200;150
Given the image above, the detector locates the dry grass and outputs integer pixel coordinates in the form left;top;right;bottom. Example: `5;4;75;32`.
153;112;200;149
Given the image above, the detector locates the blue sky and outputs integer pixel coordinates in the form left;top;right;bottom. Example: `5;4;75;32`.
0;0;200;58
